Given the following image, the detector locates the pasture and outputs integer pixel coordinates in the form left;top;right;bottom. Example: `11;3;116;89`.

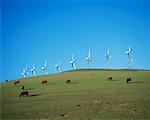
1;69;150;120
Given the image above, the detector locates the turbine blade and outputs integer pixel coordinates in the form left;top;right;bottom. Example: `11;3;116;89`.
88;49;91;58
44;61;47;67
72;54;75;61
25;65;28;70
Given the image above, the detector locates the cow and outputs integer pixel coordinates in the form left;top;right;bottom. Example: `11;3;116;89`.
41;80;47;85
6;80;8;82
66;80;71;84
14;80;20;85
91;73;95;76
19;91;28;97
126;78;131;83
108;77;112;80
22;86;25;90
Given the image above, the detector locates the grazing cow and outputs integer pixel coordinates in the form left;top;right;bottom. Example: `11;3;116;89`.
41;80;47;85
108;77;112;80
19;91;28;97
91;73;95;76
126;78;131;83
14;80;20;85
22;86;24;90
66;80;71;84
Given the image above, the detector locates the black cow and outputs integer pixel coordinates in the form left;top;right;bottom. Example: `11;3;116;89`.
19;91;28;97
66;80;71;84
6;80;8;82
126;78;132;83
22;86;25;90
108;77;112;80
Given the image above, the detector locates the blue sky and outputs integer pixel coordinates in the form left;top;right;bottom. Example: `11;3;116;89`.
1;0;150;82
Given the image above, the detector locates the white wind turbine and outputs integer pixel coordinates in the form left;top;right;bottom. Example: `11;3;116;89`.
21;65;30;78
125;46;132;69
54;62;61;72
70;54;76;70
30;64;36;76
41;61;48;74
105;49;113;68
85;49;91;68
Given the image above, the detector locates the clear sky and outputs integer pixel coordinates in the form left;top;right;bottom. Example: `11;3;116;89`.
1;0;150;82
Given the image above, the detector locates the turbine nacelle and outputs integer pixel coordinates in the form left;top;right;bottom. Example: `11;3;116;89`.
85;57;91;63
70;61;74;64
126;46;132;54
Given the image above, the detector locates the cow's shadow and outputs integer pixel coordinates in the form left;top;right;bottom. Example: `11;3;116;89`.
29;93;41;97
129;81;146;84
70;81;78;84
108;79;120;81
47;83;56;85
112;79;120;81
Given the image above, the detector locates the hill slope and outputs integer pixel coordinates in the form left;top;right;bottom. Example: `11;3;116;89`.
1;69;150;120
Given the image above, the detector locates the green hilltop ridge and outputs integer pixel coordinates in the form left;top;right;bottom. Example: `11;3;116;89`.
1;69;150;119
8;69;150;81
1;69;149;82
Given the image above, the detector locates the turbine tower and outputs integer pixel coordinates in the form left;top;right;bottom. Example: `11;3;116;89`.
85;49;91;68
30;64;36;76
41;61;48;74
125;46;132;69
21;65;30;78
54;62;61;72
105;49;112;68
70;54;76;70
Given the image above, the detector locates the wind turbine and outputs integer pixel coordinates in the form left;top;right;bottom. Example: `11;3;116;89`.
85;49;91;68
54;62;61;72
105;49;112;68
41;61;48;74
30;64;36;76
70;54;76;70
125;46;132;69
21;65;30;78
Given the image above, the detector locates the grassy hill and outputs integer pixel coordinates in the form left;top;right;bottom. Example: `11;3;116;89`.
1;69;150;120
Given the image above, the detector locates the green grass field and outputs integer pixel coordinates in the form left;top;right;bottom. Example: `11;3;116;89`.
1;69;150;120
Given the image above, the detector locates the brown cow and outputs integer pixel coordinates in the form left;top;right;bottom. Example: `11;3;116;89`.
66;80;71;84
108;77;112;80
41;80;47;85
14;80;20;85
